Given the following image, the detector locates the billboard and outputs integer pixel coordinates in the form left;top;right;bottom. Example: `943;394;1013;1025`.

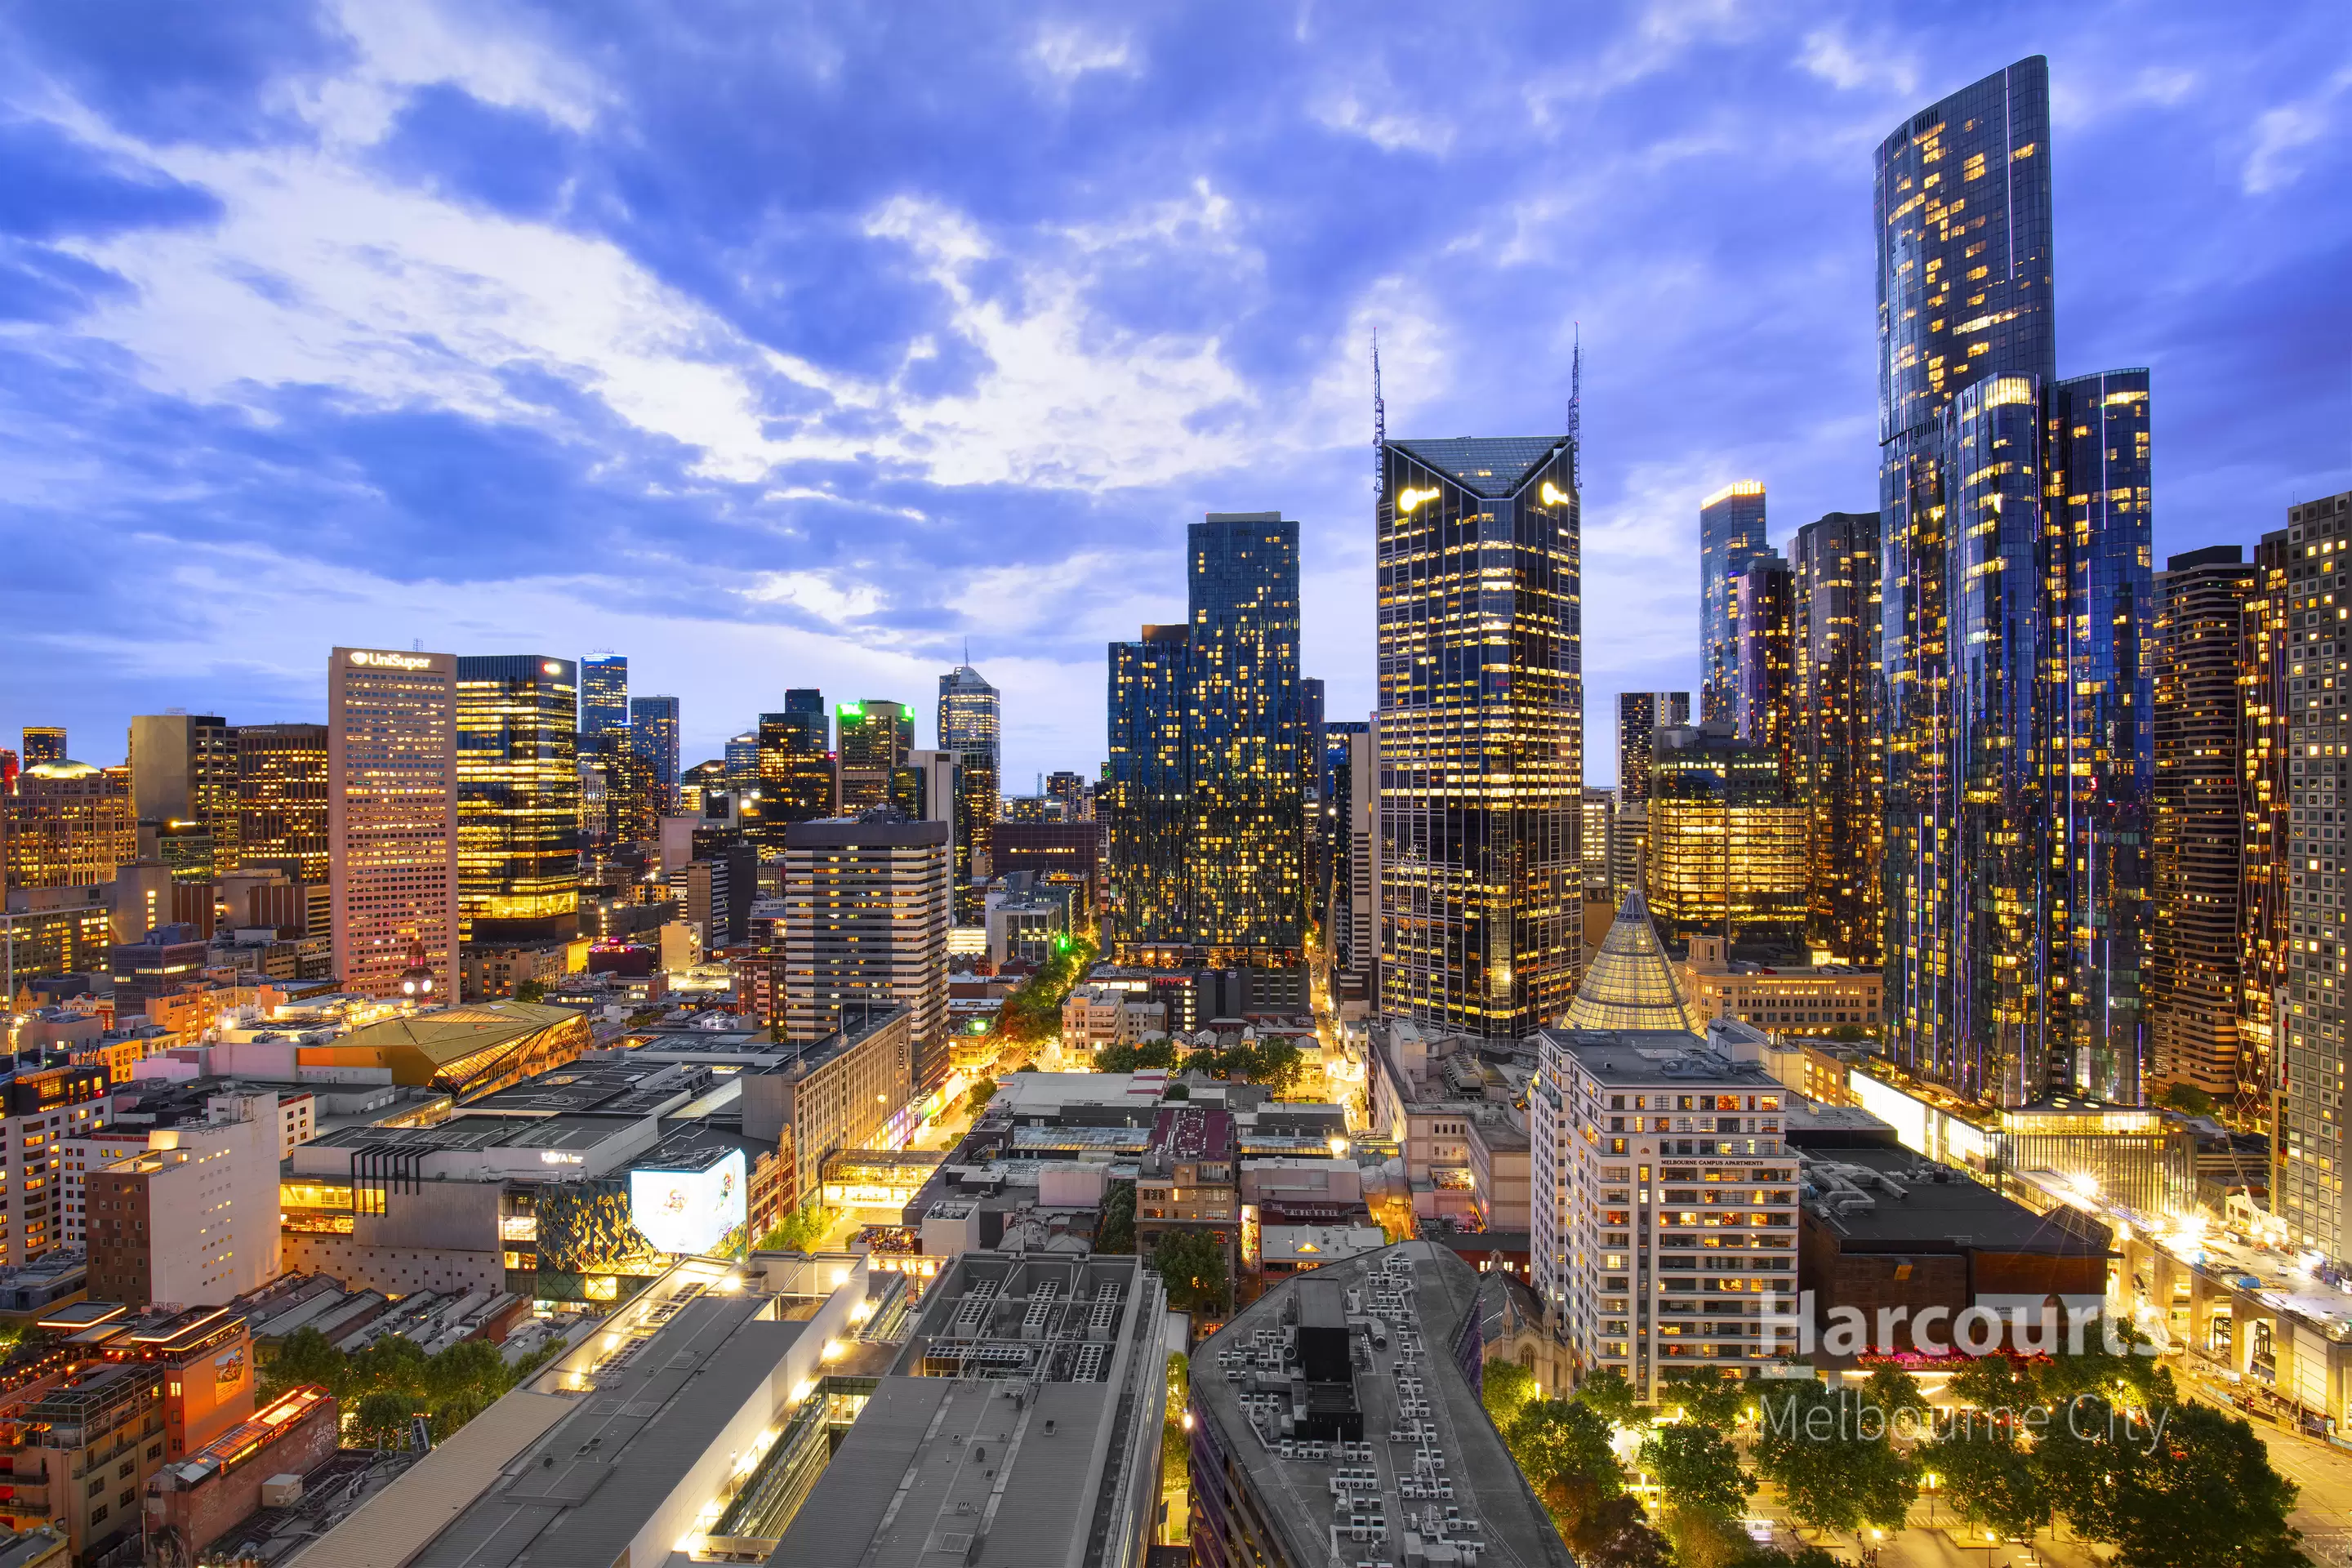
629;1147;747;1258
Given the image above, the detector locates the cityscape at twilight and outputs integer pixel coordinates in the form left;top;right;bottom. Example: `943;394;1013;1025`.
0;7;2346;1568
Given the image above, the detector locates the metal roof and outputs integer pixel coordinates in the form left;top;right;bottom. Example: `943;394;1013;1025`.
1388;435;1566;497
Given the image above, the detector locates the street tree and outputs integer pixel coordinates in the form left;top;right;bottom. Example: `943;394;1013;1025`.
1153;1230;1227;1313
1753;1381;1919;1548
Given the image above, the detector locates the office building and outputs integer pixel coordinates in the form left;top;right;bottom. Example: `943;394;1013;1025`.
580;653;628;742
1788;511;1882;964
758;693;836;833
1188;1243;1572;1567
1615;692;1690;806
781;814;950;1093
2;761;134;897
1677;933;1883;1038
127;714;238;879
1699;483;1768;725
231;722;328;883
2240;535;2294;1133
328;647;460;1000
630;693;681;811
1731;550;1793;777
744;1002;916;1211
595;728;657;845
1644;724;1807;951
0;1061;109;1267
991;820;1106;909
1580;786;1615;889
85;1092;281;1307
18;728;65;768
1323;723;1375;1003
1877;57;2154;1102
1379;438;1581;1040
1107;514;1305;969
1046;769;1089;821
453;655;580;943
2148;547;2258;1102
2270;491;2352;1260
837;700;914;811
724;729;760;787
940;666;1002;911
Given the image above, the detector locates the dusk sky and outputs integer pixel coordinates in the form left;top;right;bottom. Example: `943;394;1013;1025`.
1;2;2345;788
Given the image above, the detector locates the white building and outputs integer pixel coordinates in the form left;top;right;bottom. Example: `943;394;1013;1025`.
87;1091;283;1307
1531;889;1799;1400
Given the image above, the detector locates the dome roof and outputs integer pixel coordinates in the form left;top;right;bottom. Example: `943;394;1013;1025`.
1563;888;1703;1034
24;759;101;780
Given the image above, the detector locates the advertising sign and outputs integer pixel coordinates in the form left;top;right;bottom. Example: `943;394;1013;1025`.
629;1148;746;1257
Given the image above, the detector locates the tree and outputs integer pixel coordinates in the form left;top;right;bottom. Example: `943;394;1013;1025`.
1160;1352;1192;1542
1575;1369;1648;1428
353;1389;415;1450
1245;1040;1306;1096
1547;1475;1672;1568
1506;1399;1621;1494
1640;1420;1752;1518
514;978;546;1003
1482;1361;1539;1432
1753;1382;1918;1547
2109;1402;2302;1568
2161;1082;2217;1117
1922;1416;2046;1544
1098;1183;1136;1255
1658;1369;1748;1430
1153;1230;1227;1313
966;1076;997;1114
265;1326;345;1401
757;1194;833;1253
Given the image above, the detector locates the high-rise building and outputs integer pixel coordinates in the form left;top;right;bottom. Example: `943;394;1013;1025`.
1731;550;1793;781
1045;769;1089;822
2;761;134;896
20;728;65;768
127;715;238;879
328;648;459;999
1615;692;1690;805
1788;511;1882;964
455;655;581;942
1104;515;1304;969
1877;56;2154;1103
938;665;1000;911
1379;438;1580;1040
580;654;629;742
595;729;656;846
2239;536;2293;1135
2269;491;2352;1258
2148;547;2258;1104
629;695;680;812
1323;722;1376;998
781;814;951;1094
724;730;760;788
1645;724;1807;951
1699;483;1767;725
1581;786;1616;889
836;700;913;811
756;693;835;833
233;723;329;883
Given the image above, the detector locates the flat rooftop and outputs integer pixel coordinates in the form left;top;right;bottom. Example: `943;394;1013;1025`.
463;1061;710;1119
302;1112;631;1155
1541;1028;1784;1089
1192;1240;1572;1568
1802;1145;2111;1256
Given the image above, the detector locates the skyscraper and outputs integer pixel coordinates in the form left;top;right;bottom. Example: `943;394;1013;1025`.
629;694;681;812
1731;550;1793;782
580;655;628;743
938;665;1000;912
1107;625;1194;960
127;713;238;879
234;723;330;884
455;655;581;942
328;648;459;999
1322;722;1374;996
1788;511;1882;964
20;728;65;768
2268;490;2352;1258
1645;724;1806;951
836;700;913;811
1379;437;1580;1040
781;815;949;1094
757;693;835;835
2148;547;2256;1104
2;761;133;895
1615;692;1690;805
724;731;760;789
1877;56;2154;1102
1699;483;1767;725
2239;535;2293;1134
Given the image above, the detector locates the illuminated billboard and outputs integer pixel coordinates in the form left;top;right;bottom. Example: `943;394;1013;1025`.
629;1147;747;1258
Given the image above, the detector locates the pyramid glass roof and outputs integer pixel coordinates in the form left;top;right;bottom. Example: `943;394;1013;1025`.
1388;437;1566;498
1563;889;1703;1033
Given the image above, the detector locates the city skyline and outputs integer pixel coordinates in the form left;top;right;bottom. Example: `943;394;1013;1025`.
0;7;2341;791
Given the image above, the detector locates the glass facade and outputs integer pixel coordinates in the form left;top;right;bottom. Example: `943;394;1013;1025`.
1644;726;1806;950
1699;483;1767;726
1107;626;1191;958
938;665;1000;912
1378;437;1581;1041
756;692;835;837
234;723;330;883
1731;551;1793;780
837;700;913;811
580;655;628;743
2240;536;2292;1135
2149;547;2256;1102
20;728;65;767
1788;512;1882;964
628;695;680;813
328;648;460;999
1615;692;1689;804
456;655;581;942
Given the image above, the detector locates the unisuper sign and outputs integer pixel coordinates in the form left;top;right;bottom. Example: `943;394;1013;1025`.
349;650;435;670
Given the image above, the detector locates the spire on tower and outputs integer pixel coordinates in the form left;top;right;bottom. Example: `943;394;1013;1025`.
1371;329;1387;506
1567;322;1582;486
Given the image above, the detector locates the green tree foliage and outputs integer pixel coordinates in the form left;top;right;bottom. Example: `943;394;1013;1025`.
2161;1082;2217;1117
1574;1369;1649;1428
1481;1361;1538;1432
1657;1369;1748;1429
1176;1038;1307;1095
513;978;546;1003
1505;1399;1621;1496
1753;1381;1919;1546
1922;1416;2046;1543
1640;1421;1752;1518
1097;1183;1136;1254
353;1389;415;1449
756;1193;833;1253
965;1076;997;1114
2113;1402;2304;1568
996;934;1098;1044
1094;1038;1177;1072
1153;1230;1227;1313
264;1323;548;1450
1160;1352;1192;1539
261;1326;344;1402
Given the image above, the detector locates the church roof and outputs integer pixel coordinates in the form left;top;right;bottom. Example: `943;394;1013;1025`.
1563;889;1703;1034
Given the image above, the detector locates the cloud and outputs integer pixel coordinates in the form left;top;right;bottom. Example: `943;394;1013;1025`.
2243;66;2352;194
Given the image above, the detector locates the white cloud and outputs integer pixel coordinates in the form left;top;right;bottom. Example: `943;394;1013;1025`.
737;570;884;624
1795;27;1917;96
2243;67;2352;194
1029;22;1136;84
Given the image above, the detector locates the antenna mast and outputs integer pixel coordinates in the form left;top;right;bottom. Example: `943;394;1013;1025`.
1567;322;1582;486
1371;330;1387;506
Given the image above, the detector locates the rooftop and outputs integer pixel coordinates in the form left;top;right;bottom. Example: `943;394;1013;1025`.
329;1002;585;1069
1388;436;1568;498
1802;1145;2112;1257
1542;1029;1781;1089
1565;889;1704;1034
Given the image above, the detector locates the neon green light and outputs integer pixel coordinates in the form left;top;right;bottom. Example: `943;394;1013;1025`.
839;702;863;718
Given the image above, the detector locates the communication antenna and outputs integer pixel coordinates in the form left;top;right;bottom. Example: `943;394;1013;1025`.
1567;322;1583;486
1371;330;1387;505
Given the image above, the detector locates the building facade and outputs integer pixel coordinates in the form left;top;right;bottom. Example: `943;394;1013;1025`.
2;762;134;897
836;701;914;812
1378;437;1581;1041
232;722;329;883
937;664;1000;912
1106;625;1192;960
1788;511;1882;964
780;815;951;1094
1699;483;1768;726
1615;691;1690;805
579;653;628;743
2149;547;2257;1102
1731;550;1793;779
127;714;238;879
328;648;461;999
757;691;835;833
455;655;580;943
1644;725;1806;951
629;694;680;813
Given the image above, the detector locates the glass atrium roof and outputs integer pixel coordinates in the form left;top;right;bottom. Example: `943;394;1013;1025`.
1564;889;1704;1034
1388;436;1568;498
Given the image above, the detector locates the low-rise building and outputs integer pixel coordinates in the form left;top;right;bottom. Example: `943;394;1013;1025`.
1257;1223;1386;1280
1676;934;1884;1039
742;1002;914;1212
85;1092;282;1307
140;1383;337;1566
1366;1017;1530;1225
1135;1104;1238;1255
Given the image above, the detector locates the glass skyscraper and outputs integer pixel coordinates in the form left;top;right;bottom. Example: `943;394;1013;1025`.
629;694;680;813
756;691;834;836
1615;692;1690;804
1377;437;1581;1040
1699;483;1767;725
1106;625;1192;959
837;700;914;810
1731;550;1793;783
1877;56;2154;1103
581;655;629;742
1788;511;1882;964
455;655;581;942
938;664;1000;911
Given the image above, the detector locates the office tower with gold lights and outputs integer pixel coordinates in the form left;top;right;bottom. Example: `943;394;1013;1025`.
938;664;1001;915
1731;550;1793;783
127;713;238;879
1788;511;1882;964
1878;56;2154;1103
1699;483;1766;726
629;695;680;813
757;693;835;841
328;647;461;998
837;701;913;812
2;760;134;897
456;656;581;942
1644;724;1806;951
20;728;65;768
1615;692;1689;806
1378;438;1580;1040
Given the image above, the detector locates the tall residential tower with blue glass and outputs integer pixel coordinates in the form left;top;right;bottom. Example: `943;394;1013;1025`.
1877;56;2154;1104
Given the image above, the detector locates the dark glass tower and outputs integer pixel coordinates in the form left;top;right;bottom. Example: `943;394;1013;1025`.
1731;550;1793;784
1699;483;1767;725
837;700;914;810
756;690;834;837
629;695;680;813
1615;692;1690;804
1877;56;2154;1103
1788;511;1882;964
455;655;581;941
1378;436;1581;1041
581;655;628;743
1106;625;1195;960
938;665;1000;917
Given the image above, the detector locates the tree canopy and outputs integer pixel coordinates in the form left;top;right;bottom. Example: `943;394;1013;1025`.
1152;1229;1227;1313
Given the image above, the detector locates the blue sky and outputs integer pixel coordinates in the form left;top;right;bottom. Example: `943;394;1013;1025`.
0;2;2345;788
